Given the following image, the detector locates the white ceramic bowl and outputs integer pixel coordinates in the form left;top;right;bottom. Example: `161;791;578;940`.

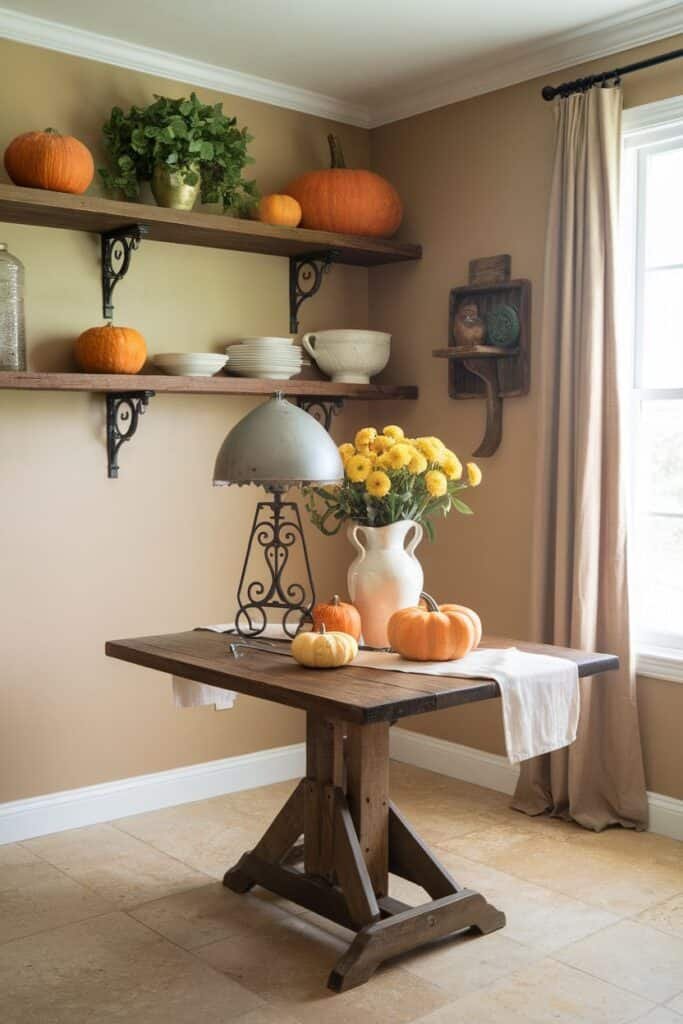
154;353;228;377
301;329;390;383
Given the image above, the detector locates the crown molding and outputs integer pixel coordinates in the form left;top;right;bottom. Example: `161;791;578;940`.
369;0;683;126
0;2;680;131
0;6;372;128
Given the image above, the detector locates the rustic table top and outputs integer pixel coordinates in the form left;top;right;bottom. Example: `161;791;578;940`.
105;630;619;725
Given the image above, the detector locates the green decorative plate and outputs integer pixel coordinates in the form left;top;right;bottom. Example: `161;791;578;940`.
485;304;520;348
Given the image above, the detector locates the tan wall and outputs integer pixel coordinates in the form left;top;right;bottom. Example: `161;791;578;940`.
370;36;683;800
0;38;369;802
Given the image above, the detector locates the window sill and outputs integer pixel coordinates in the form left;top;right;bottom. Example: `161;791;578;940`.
636;648;683;684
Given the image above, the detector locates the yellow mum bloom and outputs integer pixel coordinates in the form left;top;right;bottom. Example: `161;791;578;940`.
354;427;377;449
373;434;395;454
408;450;428;474
466;462;482;487
416;437;442;463
338;442;355;464
375;451;392;468
383;425;405;441
385;443;413;470
366;470;391;498
346;454;372;483
425;469;448;498
442;449;463;480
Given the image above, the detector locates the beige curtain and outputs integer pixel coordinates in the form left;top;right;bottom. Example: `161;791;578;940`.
511;86;648;831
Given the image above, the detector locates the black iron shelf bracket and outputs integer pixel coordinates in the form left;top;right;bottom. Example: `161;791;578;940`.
297;397;344;433
101;225;148;320
106;391;155;479
289;249;339;334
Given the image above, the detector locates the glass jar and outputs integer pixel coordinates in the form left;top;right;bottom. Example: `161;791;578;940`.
0;243;26;371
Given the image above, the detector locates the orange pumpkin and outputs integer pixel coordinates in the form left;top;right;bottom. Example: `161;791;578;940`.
258;194;302;228
74;324;147;374
312;594;362;640
388;593;481;662
4;129;94;194
284;135;403;238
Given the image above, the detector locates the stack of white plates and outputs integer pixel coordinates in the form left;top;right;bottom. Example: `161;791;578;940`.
225;337;307;380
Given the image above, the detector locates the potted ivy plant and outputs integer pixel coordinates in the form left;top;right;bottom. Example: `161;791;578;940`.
99;93;258;213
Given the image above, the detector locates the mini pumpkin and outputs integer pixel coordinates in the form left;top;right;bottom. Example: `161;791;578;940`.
284;134;403;238
291;624;358;669
74;323;147;374
4;128;94;194
388;593;481;662
257;193;302;228
312;594;362;640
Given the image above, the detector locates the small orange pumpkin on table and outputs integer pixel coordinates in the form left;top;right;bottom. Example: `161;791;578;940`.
284;134;403;238
74;323;147;374
388;593;482;662
4;128;94;194
312;594;362;641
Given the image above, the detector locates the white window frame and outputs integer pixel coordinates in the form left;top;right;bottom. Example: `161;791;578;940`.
622;96;683;684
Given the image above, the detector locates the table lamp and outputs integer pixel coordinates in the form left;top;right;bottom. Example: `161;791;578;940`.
213;393;344;637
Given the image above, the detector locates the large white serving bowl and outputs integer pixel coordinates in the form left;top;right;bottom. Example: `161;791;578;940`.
154;353;228;376
301;330;390;383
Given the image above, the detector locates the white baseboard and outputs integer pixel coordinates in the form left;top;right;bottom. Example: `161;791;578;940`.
0;742;306;845
390;727;683;842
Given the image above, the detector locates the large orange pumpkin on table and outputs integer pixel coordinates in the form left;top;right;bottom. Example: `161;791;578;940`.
284;135;403;238
388;593;482;662
4;129;94;194
74;324;147;374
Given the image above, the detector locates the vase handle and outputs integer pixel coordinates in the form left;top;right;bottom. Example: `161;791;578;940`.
349;524;367;562
405;521;423;556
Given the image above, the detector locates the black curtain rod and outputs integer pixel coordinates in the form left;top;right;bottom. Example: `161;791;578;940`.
542;47;683;100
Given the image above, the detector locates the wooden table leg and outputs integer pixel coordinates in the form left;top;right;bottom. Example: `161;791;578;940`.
223;711;506;993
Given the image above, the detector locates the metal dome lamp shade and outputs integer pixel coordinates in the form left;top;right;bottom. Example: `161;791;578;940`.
213;394;343;637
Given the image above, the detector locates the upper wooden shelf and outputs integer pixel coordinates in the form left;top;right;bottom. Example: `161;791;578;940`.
0;185;422;267
0;372;418;400
432;345;520;360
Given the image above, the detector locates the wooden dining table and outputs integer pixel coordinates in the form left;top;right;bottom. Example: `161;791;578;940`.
106;630;618;992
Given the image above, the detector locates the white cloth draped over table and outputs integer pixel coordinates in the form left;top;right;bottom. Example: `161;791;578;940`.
172;623;287;711
354;647;580;764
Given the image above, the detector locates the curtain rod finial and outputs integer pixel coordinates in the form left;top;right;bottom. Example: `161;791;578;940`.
542;85;556;101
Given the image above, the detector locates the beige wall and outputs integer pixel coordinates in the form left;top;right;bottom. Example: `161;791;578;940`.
370;36;683;800
0;38;369;802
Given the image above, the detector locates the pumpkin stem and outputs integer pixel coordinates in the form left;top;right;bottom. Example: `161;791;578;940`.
327;134;346;169
420;591;440;613
317;623;327;634
331;595;340;606
43;127;60;135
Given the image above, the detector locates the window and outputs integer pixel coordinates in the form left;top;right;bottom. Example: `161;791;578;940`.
622;98;683;681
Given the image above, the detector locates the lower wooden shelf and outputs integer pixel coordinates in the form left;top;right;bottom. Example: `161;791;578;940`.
0;372;417;479
0;371;417;400
432;346;519;360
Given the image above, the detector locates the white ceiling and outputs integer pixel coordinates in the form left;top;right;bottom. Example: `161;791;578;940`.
1;0;681;125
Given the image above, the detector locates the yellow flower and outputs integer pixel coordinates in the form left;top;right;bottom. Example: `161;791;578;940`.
442;449;463;480
416;437;442;463
366;470;391;498
425;469;448;498
373;434;395;454
383;425;405;441
346;454;372;483
354;427;377;449
375;451;392;468
466;462;482;487
385;443;412;470
408;450;428;474
338;442;355;464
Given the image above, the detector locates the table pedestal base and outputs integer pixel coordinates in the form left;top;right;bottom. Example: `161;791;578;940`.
224;714;505;992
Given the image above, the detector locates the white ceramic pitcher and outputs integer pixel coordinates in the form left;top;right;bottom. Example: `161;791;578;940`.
347;520;424;648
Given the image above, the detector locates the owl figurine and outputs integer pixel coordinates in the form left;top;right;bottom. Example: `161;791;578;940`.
453;299;486;349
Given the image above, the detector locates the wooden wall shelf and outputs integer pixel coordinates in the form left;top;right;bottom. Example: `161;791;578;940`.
0;372;417;478
0;372;417;400
0;185;422;265
432;345;519;360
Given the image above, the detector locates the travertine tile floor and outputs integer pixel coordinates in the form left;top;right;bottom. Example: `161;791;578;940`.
2;762;682;1023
